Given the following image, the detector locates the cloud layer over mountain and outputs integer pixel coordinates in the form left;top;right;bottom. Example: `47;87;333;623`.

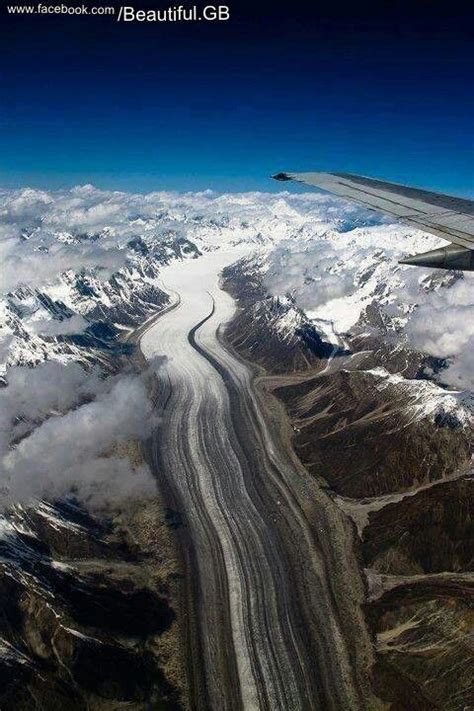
405;279;474;390
0;362;157;508
0;184;388;294
1;184;473;392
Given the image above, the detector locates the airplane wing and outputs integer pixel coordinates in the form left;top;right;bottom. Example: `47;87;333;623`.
272;171;474;270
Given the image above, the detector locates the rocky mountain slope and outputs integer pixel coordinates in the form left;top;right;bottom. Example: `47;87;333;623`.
0;493;184;709
222;254;473;711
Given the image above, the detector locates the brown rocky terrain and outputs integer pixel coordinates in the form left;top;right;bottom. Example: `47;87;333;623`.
222;259;474;710
363;477;473;575
0;445;187;710
273;369;471;498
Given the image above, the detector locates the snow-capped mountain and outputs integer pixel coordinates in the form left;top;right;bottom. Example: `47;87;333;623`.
243;225;472;390
2;184;472;419
0;234;196;373
1;186;345;373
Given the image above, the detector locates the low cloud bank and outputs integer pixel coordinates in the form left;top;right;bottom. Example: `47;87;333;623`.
263;238;360;309
406;280;474;390
30;314;89;336
0;184;385;294
0;361;158;509
0;231;129;294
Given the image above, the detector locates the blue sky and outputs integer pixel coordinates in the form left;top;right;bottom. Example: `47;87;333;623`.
0;0;473;195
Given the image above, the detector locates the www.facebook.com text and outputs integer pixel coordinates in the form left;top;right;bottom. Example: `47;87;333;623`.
6;4;231;22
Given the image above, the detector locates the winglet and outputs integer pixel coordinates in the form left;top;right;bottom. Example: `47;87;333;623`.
271;172;292;181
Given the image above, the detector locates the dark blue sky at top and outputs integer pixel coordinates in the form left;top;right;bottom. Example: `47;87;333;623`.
0;0;473;195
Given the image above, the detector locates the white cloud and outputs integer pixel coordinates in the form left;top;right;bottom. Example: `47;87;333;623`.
1;361;102;422
0;363;158;508
263;238;359;310
30;313;89;336
0;184;388;294
0;235;128;293
405;278;474;389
